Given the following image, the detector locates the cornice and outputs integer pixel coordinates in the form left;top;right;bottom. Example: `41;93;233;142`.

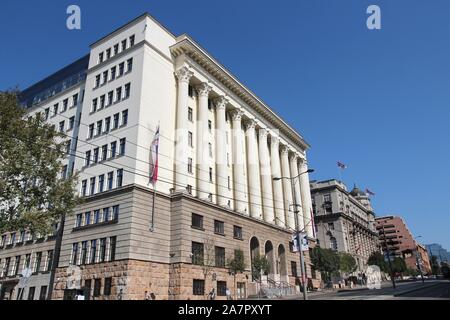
170;35;310;151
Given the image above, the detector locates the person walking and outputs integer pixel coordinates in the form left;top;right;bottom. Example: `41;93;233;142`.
226;287;232;300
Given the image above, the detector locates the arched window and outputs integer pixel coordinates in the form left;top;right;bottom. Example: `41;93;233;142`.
330;237;338;251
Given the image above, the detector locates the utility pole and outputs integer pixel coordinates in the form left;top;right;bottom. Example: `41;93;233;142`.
381;224;396;289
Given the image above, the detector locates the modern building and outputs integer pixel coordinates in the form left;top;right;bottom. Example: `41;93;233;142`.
425;243;450;266
0;12;320;300
375;216;431;274
310;180;379;272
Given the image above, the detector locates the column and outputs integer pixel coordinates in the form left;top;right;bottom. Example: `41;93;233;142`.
289;154;304;231
174;67;193;191
245;120;262;219
299;157;315;238
231;109;247;213
280;146;295;229
270;135;285;227
258;128;274;224
214;96;228;207
195;82;212;199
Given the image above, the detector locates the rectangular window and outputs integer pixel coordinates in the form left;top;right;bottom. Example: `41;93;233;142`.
291;261;298;277
92;98;98;112
188;131;193;147
62;99;68;112
112;205;119;220
85;150;91;166
44;108;50;120
110;141;117;158
104;277;112;296
116;87;122;102
99;238;107;262
111;66;116;80
208;120;212;132
93;279;101;297
122;110;128;126
188;85;193;97
59;121;64;132
124;83;130;99
88;123;94;138
84;212;91;226
121;39;127;51
39;286;48;300
127;58;133;72
228;176;231;190
90;240;97;264
217;281;227;296
209;167;213;182
103;207;110;222
118;62;125;76
3;257;11;276
68;116;75;130
99;52;104;63
46;250;53;272
109;236;117;261
209;143;212;157
81;241;88;265
28;287;36;300
324;194;331;202
188;158;193;174
188;107;193;121
13;256;20;276
105;117;111;133
101;145;108;161
113;44;119;55
34;252;42;273
95;75;100;88
94;209;101;224
89;177;96;195
191;242;204;265
73;93;78;106
119;138;126;156
52;104;58;116
116;169;123;187
113;113;119;129
93;147;99;163
81;180;87;196
106;48;111;59
215;246;225;267
233;225;243;239
187;184;192;195
214;220;225;235
193;279;204;296
328;222;335;230
191;213;203;229
129;35;135;46
100;95;105;109
98;174;105;193
107;172;114;190
103;70;108;84
107;91;113;106
75;214;82;228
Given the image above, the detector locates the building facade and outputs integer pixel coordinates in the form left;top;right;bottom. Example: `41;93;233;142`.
426;243;450;266
310;180;379;272
375;215;431;275
0;12;320;300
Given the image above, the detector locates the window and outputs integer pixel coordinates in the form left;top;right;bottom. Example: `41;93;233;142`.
188;107;193;121
110;141;117;158
93;148;99;163
192;242;204;265
215;246;225;267
103;207;110;222
52;104;58;116
113;44;119;55
214;220;225;235
75;214;82;227
100;95;105;109
85;212;91;226
72;93;78;106
107;172;114;190
124;83;130;99
90;240;97;264
209;167;213;182
39;286;48;300
33;252;42;273
68;116;75;130
127;58;133;72
217;281;227;296
106;48;111;59
328;222;335;230
104;277;112;296
111;66;116;80
188;131;193;147
116;169;123;187
98;174;105;193
129;35;135;46
99;238;107;262
46;250;53;272
330;237;338;251
89;177;96;195
96;120;103;136
81;180;87;196
95;75;100;88
107;91;113;106
121;39;127;51
28;287;36;300
209;143;212;157
116;87;122;102
119;138;126;156
233;225;243;239
13;256;20;276
81;241;88;264
291;261;298;277
44;108;50;120
99;52;104;63
3;257;11;277
88;123;94;138
112;205;119;220
118;62;124;76
227;176;231;190
122;110;128;126
85;150;91;166
324;194;331;202
191;213;203;229
208;120;212;132
93;279;101;297
94;209;101;224
103;71;108;84
187;185;193;195
193;279;204;296
188;85;193;97
59;121;64;132
101;145;108;161
105;117;111;133
113;113;119;129
109;236;117;261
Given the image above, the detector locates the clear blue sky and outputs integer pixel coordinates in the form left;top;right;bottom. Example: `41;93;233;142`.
1;0;449;249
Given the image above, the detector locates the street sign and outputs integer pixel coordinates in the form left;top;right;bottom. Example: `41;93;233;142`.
292;234;299;252
300;232;309;252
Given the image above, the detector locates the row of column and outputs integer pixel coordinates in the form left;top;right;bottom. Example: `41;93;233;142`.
174;67;314;238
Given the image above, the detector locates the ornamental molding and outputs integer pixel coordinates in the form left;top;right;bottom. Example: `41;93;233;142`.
174;66;193;83
196;82;212;96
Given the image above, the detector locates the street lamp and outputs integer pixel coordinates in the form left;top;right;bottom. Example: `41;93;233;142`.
273;168;314;300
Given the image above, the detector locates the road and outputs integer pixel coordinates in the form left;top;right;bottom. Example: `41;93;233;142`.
284;280;450;300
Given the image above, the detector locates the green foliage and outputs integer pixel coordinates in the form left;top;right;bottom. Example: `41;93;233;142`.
430;256;441;275
0;91;81;235
251;255;271;282
227;249;246;275
339;252;357;274
368;252;388;273
392;257;407;274
404;268;419;277
310;247;340;281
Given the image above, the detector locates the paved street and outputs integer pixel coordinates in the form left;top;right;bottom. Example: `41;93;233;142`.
283;280;450;300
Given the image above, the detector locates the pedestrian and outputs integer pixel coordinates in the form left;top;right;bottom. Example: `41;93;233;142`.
208;288;216;300
226;287;232;300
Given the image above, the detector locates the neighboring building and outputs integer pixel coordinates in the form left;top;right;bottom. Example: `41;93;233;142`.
310;180;379;272
375;216;431;274
426;243;450;266
0;12;320;300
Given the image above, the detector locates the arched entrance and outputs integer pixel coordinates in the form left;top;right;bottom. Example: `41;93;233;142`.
278;244;287;282
264;241;274;280
250;237;260;281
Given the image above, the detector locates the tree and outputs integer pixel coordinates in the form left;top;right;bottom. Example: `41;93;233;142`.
227;249;246;300
392;257;407;275
368;252;388;273
310;247;340;283
0;91;81;235
339;252;357;275
430;256;441;276
251;254;270;299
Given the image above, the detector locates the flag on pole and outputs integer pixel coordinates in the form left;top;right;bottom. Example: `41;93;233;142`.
337;161;347;170
310;207;316;238
366;188;375;196
149;126;160;185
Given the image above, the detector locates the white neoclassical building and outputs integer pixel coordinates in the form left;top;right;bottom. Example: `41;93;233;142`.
0;12;319;300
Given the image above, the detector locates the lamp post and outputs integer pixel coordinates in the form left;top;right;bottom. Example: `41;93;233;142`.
273;168;314;301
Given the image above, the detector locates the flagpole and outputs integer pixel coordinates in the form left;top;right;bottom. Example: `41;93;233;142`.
150;182;156;232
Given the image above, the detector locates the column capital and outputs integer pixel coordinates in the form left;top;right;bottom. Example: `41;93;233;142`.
245;119;257;131
230;109;243;122
280;145;290;155
270;135;280;148
174;67;193;83
258;128;269;139
196;82;212;97
289;153;298;162
214;96;229;110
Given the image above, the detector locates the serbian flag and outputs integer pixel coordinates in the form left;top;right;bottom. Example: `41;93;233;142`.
337;161;347;169
366;188;375;196
149;126;160;184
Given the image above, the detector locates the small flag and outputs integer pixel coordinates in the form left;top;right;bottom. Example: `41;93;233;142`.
149;126;160;184
337;161;347;169
310;207;316;238
366;188;375;196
